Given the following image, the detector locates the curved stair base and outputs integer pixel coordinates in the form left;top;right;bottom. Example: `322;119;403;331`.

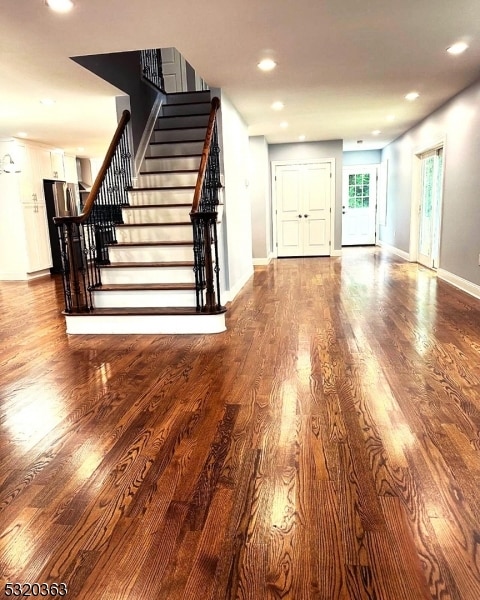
65;309;226;335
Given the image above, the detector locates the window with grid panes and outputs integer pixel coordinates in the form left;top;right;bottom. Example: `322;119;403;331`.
348;173;371;208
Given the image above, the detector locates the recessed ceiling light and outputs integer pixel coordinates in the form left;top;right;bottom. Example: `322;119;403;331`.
40;98;56;106
45;0;74;13
372;130;381;135
447;42;468;55
280;121;288;128
299;135;306;141
271;101;284;111
257;58;277;72
405;92;420;101
17;132;28;138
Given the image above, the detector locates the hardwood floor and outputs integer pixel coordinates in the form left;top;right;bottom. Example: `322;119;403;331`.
1;248;480;599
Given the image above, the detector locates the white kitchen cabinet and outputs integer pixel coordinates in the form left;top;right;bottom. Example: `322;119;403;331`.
64;154;78;183
37;148;65;180
0;139;55;279
22;203;53;273
50;151;65;180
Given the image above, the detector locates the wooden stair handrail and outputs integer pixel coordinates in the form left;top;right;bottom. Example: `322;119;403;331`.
53;110;131;226
190;97;221;214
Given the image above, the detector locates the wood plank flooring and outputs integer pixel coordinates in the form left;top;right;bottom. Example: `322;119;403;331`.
1;248;480;599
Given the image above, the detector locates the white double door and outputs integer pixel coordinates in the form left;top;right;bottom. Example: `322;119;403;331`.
275;161;332;257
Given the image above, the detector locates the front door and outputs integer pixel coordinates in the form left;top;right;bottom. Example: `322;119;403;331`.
275;162;332;256
342;166;377;246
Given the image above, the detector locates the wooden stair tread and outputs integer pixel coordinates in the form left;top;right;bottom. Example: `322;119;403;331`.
129;186;195;191
153;125;207;132
124;203;191;209
158;112;210;119
144;154;202;160
67;306;226;317
148;140;204;146
139;169;198;175
99;283;197;291
116;221;191;228
113;241;193;247
165;100;211;106
101;261;194;268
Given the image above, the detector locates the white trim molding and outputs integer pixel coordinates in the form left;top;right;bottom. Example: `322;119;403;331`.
0;269;51;281
65;313;226;335
223;267;253;303
134;93;164;176
437;268;480;301
253;254;274;266
376;240;411;261
331;249;342;257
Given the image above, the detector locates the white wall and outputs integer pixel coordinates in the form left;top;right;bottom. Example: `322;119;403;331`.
0;140;28;278
214;90;253;300
381;78;480;286
343;150;381;166
269;140;343;251
249;136;272;263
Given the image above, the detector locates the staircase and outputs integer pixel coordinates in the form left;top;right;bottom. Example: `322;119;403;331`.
65;91;226;335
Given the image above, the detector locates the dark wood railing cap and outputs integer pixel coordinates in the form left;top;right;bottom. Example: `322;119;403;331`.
53;110;131;227
191;98;221;215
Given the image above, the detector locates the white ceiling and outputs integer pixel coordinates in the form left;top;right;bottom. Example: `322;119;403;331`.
1;0;480;156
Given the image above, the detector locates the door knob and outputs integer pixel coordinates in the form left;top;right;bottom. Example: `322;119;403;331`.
304;214;309;218
298;214;302;218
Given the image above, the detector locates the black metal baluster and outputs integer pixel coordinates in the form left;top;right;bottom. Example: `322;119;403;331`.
140;49;165;92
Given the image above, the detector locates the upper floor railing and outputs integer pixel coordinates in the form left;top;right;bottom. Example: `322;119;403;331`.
140;49;165;93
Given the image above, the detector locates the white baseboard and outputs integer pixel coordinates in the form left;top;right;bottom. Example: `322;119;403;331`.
0;269;50;281
134;93;164;176
331;249;342;257
437;268;480;301
253;255;273;266
223;267;254;303
376;240;411;261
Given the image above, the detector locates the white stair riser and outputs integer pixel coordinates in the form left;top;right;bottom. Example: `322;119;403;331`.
128;189;193;206
138;172;197;187
167;92;211;105
152;128;206;143
162;103;211;117
109;245;193;263
65;313;226;335
157;115;209;129
117;225;193;244
122;206;190;224
142;156;201;172
93;289;197;308
147;142;204;157
100;267;195;285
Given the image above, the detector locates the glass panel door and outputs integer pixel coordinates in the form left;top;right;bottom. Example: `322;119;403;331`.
418;148;444;268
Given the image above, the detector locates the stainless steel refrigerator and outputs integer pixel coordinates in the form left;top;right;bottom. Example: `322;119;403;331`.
43;180;80;274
